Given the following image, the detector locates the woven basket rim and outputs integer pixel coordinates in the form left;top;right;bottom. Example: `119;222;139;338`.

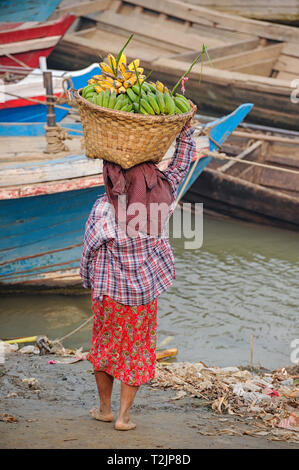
74;88;193;122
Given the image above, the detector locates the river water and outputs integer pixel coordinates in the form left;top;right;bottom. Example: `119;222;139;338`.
1;212;298;369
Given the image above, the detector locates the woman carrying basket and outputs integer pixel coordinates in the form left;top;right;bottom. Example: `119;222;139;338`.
80;104;200;431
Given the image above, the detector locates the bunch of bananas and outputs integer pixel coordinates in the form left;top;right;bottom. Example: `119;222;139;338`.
87;53;145;95
82;79;191;115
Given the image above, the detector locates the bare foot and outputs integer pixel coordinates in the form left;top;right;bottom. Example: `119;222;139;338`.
115;418;136;431
90;405;114;422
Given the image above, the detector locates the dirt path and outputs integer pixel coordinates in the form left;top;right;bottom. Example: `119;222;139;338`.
0;354;297;449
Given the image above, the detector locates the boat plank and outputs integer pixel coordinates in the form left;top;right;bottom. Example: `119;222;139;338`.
230;58;276;77
95;10;222;50
282;42;299;58
127;0;299;42
50;0;110;19
0;154;103;187
0;36;61;56
180;0;299;22
259;168;299;193
63;29;176;64
173;38;260;61
274;54;299;75
209;43;283;70
152;57;292;94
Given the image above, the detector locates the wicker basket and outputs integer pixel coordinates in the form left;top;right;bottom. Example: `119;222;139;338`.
74;88;194;169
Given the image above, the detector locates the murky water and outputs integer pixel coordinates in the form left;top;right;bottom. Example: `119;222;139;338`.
1;213;298;369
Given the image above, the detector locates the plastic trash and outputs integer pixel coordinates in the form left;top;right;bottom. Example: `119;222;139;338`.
280;378;293;386
19;345;39;355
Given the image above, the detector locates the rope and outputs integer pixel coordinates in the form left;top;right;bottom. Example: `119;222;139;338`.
198;150;299;176
44;124;70;153
55;315;93;343
1;89;79;114
4;53;29;69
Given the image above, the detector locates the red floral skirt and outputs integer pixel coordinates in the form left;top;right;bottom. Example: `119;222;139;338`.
87;292;157;386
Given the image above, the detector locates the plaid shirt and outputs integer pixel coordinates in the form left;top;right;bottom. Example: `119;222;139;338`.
80;125;198;305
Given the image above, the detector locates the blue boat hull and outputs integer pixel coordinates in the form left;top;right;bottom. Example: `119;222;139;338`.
0;0;62;22
0;65;101;123
0;104;253;286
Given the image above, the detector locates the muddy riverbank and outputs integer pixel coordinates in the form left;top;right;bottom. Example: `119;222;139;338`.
0;353;298;449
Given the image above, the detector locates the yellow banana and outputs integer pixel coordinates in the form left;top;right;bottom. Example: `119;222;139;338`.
155;81;164;93
94;85;104;93
98;75;114;84
98;81;113;90
155;80;169;93
118;62;127;76
88;78;97;84
128;59;140;71
118;86;126;93
118;52;126;67
113;79;123;89
100;62;115;76
123;76;137;88
108;54;117;70
123;70;134;80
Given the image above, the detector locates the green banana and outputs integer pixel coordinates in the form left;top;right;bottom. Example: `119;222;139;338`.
122;94;129;105
164;93;175;115
147;92;160;114
140;98;155;115
85;91;97;100
96;91;104;106
126;88;138;102
141;82;151;93
174;105;184;114
147;82;157;93
132;102;140;113
132;84;147;98
120;103;133;112
155;90;166;114
175;93;191;110
132;84;141;95
82;85;95;98
108;90;117;108
114;94;124;110
139;106;149;115
174;96;189;113
102;89;110;107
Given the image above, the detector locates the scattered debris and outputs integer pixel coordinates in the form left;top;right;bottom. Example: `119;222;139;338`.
152;362;299;442
22;378;38;388
0;341;18;353
5;392;18;398
19;345;39;355
1;413;19;423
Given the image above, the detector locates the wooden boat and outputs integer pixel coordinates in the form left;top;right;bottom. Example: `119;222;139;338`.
0;104;251;290
181;0;299;24
0;62;101;122
0;14;76;68
183;120;299;231
48;0;299;130
0;0;63;22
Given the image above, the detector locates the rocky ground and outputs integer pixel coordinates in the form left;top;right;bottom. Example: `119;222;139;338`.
1;353;298;449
